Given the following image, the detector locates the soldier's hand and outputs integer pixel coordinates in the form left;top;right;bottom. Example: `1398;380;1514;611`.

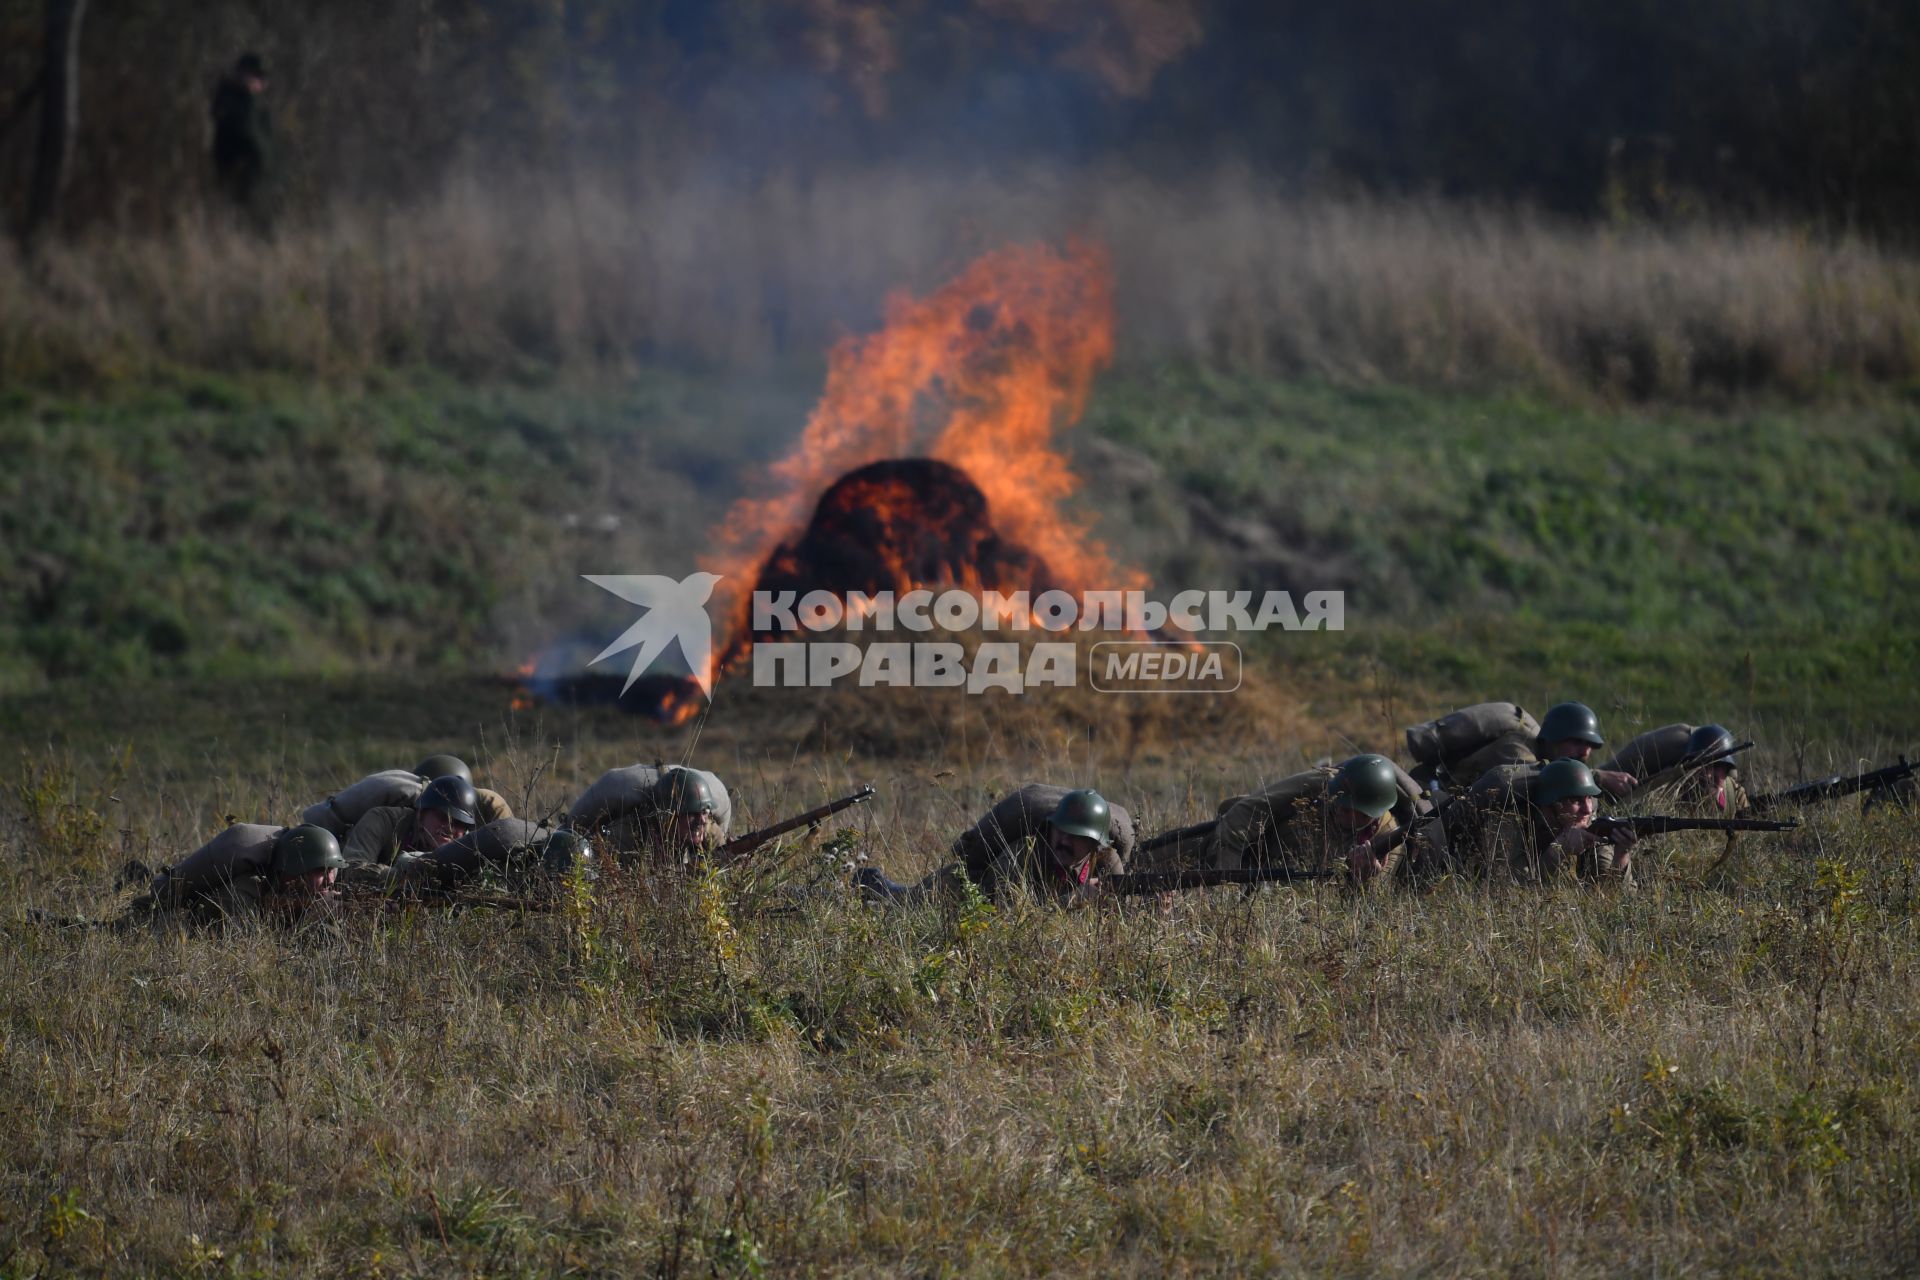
1606;824;1639;853
1556;824;1604;857
1346;840;1388;884
1594;769;1637;797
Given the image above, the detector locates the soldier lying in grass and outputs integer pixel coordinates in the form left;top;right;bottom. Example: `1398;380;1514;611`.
567;764;733;865
856;785;1133;908
134;822;346;926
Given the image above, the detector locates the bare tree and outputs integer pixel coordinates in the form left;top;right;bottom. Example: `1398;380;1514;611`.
21;0;88;252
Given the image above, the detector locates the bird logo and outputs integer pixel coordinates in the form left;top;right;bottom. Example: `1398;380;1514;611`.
582;572;724;696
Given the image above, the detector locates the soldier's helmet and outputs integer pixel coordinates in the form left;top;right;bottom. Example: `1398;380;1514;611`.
1047;789;1111;844
1534;759;1603;806
652;767;718;818
538;830;595;878
1683;724;1740;770
271;824;345;879
416;775;480;826
1539;702;1605;747
1329;754;1400;820
413;754;472;785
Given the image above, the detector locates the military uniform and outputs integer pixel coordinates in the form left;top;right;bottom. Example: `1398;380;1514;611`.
302;770;512;837
396;818;551;887
1422;769;1628;885
1206;762;1426;886
947;783;1134;903
142;823;309;923
567;764;733;855
1604;723;1748;814
341;806;441;867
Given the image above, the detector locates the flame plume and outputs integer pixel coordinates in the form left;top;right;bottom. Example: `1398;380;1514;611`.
699;239;1143;687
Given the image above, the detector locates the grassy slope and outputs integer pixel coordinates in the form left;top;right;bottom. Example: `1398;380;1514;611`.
4;369;1917;734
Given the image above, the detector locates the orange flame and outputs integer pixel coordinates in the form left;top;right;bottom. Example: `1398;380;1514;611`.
698;239;1143;687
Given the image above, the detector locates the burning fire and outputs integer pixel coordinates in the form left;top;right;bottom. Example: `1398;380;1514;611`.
509;239;1152;724
700;239;1141;685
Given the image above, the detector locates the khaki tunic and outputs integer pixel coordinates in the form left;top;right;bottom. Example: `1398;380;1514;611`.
567;764;733;855
400;818;550;885
1209;769;1416;886
303;769;513;835
341;806;438;866
949;783;1135;903
145;823;282;921
1431;770;1629;884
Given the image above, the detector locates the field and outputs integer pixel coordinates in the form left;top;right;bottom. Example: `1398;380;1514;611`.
4;182;1920;1273
3;677;1919;1276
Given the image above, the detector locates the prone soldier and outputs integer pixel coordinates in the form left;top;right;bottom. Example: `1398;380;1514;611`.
856;785;1132;908
301;754;513;838
1427;758;1638;885
1406;701;1636;797
1204;754;1427;890
337;774;481;884
566;763;733;864
1604;723;1749;813
136;822;345;926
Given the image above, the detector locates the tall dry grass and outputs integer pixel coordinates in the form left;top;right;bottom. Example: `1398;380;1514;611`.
3;712;1917;1276
5;166;1917;396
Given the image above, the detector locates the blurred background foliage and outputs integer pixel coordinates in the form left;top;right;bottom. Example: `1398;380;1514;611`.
2;0;1918;236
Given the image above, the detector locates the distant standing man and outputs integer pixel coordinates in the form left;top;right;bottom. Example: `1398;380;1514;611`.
211;52;273;218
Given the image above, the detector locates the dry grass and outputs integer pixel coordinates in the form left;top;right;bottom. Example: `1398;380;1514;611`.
5;167;1918;398
3;691;1917;1275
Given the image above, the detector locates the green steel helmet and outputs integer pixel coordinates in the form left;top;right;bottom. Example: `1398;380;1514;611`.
412;754;472;785
1329;754;1400;820
416;775;480;826
1684;723;1739;769
538;830;594;876
1534;759;1603;807
652;767;717;817
1539;701;1605;747
270;824;345;878
1047;789;1111;843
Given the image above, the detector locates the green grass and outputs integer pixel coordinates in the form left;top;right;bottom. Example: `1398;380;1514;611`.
3;368;1916;735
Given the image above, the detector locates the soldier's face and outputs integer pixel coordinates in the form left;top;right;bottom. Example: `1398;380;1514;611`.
1547;739;1595;762
1047;827;1099;871
1327;803;1379;836
1547;794;1597;830
272;866;337;909
670;811;716;850
420;810;469;847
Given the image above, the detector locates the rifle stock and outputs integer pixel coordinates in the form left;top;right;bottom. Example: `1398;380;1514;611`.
718;784;877;861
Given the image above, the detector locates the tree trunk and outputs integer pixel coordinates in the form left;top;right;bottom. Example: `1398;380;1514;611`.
21;0;88;253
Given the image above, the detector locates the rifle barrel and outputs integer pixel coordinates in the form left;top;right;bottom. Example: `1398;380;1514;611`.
719;785;877;858
1597;815;1800;835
